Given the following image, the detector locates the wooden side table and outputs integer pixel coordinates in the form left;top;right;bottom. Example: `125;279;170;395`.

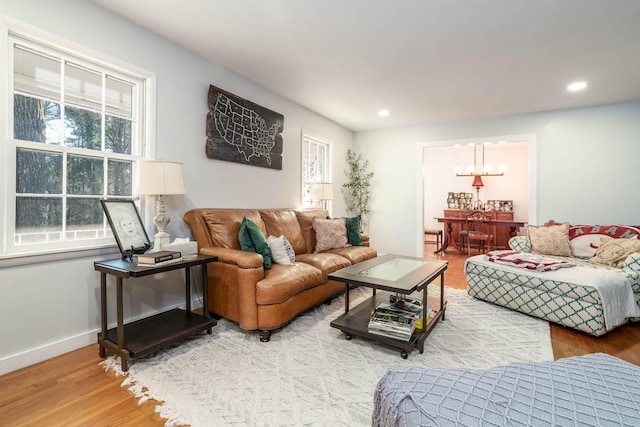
94;254;218;371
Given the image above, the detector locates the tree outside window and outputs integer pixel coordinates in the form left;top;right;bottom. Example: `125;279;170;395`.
9;39;144;250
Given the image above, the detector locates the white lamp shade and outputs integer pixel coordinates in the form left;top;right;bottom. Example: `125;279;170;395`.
137;160;186;195
309;182;334;200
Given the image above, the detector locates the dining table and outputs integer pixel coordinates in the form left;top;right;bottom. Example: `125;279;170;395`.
434;216;527;254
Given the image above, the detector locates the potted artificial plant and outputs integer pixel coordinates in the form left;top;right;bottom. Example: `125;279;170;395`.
342;149;374;233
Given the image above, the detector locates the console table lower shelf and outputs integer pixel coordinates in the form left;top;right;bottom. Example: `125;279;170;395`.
330;292;446;359
98;308;217;364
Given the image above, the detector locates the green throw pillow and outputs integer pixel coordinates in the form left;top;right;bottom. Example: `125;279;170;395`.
344;215;362;246
238;217;272;269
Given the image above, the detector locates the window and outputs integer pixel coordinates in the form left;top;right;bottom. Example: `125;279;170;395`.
301;133;332;210
3;32;150;256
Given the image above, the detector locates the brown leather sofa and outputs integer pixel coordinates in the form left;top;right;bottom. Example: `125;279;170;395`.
183;208;377;341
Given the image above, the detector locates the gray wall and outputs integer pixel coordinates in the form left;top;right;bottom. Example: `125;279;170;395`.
0;0;354;374
1;0;639;375
356;100;640;257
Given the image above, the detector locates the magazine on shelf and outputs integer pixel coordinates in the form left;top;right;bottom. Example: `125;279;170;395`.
368;302;419;341
389;294;441;330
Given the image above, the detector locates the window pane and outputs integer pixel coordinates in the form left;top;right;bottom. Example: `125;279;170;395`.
64;105;101;149
106;76;132;118
13;44;61;100
15;197;62;244
66;198;105;239
16;149;62;194
304;140;328;182
67;155;104;195
108;160;132;196
65;62;101;110
9;35;145;251
14;94;61;144
105;115;132;154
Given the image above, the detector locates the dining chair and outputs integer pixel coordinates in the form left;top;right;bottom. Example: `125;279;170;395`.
461;210;494;255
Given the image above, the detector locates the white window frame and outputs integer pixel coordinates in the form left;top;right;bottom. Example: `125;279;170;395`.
0;19;157;263
301;132;332;211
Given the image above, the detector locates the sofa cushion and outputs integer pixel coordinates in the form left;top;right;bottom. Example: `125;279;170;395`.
344;215;363;246
295;253;352;277
325;246;378;264
295;209;328;255
238;217;272;269
260;210;307;255
589;238;640;268
267;235;296;265
313;217;348;252
527;222;573;257
202;209;264;249
255;262;324;305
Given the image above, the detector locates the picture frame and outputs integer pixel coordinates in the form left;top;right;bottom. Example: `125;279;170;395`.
100;199;151;260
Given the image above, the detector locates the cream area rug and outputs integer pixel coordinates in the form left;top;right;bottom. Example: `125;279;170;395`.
102;287;554;427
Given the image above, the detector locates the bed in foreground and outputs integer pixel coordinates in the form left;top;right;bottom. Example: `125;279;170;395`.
373;353;640;427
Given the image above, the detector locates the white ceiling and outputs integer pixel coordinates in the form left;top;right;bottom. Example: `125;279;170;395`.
91;0;640;132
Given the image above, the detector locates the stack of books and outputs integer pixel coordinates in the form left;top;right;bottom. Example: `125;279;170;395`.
133;250;182;267
368;301;420;342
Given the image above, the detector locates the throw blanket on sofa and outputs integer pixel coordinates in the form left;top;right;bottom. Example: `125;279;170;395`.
487;250;576;271
372;353;640;427
471;254;640;330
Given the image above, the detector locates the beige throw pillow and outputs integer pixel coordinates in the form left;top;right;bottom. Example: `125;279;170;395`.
589;238;640;268
527;223;573;257
313;218;348;252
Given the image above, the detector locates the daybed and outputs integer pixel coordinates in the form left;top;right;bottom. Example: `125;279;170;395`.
372;353;640;427
465;222;640;336
184;208;377;341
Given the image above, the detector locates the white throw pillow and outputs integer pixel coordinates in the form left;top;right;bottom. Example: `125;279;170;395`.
267;235;295;265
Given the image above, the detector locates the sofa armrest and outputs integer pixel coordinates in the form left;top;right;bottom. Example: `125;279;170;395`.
361;234;370;247
623;252;640;272
200;246;263;269
508;236;532;252
199;246;265;330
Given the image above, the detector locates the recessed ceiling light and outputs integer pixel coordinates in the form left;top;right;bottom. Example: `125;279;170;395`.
378;109;389;117
567;81;587;92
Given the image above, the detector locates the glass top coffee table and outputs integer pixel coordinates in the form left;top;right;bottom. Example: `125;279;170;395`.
329;254;448;358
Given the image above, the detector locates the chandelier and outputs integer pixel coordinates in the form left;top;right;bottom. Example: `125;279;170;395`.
455;143;505;209
455;143;505;178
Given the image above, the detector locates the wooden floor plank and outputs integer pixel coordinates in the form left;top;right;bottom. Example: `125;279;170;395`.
0;245;638;426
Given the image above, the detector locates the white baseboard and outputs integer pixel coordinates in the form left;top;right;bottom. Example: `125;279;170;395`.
0;298;203;376
0;330;97;376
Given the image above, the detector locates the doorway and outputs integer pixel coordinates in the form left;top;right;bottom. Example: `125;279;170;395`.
417;134;536;257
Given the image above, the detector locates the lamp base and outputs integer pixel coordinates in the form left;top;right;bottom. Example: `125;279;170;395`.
151;232;170;252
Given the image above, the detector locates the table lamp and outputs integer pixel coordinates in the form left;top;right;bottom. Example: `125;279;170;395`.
137;160;186;251
309;182;334;210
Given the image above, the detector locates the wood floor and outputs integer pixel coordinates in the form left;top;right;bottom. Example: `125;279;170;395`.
1;245;639;426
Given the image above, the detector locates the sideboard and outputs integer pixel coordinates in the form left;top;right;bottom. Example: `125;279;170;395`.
443;209;515;250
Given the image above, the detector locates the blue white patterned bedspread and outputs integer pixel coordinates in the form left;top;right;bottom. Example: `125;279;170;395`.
373;353;640;426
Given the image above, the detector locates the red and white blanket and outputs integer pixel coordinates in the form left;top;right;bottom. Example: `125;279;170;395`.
486;250;576;272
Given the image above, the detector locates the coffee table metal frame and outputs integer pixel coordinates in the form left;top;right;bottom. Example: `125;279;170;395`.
329;254;448;358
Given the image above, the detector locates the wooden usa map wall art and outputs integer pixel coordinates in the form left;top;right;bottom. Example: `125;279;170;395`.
206;85;284;170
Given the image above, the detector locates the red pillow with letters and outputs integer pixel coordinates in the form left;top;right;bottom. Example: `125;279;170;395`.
544;220;640;258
